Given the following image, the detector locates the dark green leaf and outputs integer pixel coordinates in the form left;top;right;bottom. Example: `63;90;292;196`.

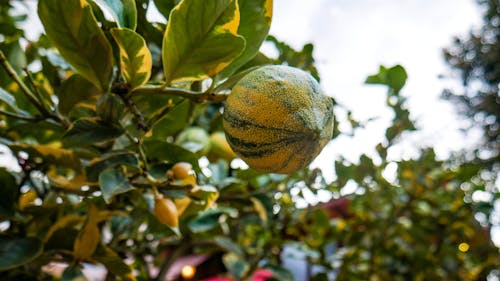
63;117;124;145
218;0;273;78
110;28;152;89
152;0;179;20
142;140;199;170
223;252;249;280
188;207;237;233
96;93;125;124
86;151;138;182
264;265;294;281
57;74;101;117
62;267;87;281
0;168;17;217
38;0;113;90
0;237;43;271
94;245;134;280
162;0;246;83
95;0;137;30
98;168;135;203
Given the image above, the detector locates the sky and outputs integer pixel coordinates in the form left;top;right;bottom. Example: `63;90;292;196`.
264;0;484;175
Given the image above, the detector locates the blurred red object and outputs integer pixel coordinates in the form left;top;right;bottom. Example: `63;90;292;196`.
201;269;273;281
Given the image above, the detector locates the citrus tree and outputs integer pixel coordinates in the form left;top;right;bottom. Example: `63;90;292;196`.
0;1;498;281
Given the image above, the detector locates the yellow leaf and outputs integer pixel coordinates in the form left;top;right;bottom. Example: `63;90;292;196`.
74;204;100;260
250;197;267;223
18;189;38;210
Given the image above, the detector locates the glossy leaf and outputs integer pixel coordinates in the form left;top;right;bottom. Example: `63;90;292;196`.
98;168;135;203
74;204;100;260
62;267;88;281
94;245;134;281
219;0;273;78
58;74;101;116
152;0;179;20
110;28;152;89
86;151;139;182
188;207;237;233
162;0;246;83
0;236;43;271
142;140;200;170
38;0;113;90
0;168;17;217
215;236;245;257
94;0;137;30
96;92;125;124
0;87;27;115
63;117;124;145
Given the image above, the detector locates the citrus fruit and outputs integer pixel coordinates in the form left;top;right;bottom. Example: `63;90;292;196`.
207;131;237;162
223;65;333;174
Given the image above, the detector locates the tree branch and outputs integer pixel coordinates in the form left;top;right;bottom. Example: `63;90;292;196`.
129;85;229;103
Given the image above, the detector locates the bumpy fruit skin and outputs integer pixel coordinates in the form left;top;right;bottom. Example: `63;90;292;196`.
154;195;179;228
223;65;333;174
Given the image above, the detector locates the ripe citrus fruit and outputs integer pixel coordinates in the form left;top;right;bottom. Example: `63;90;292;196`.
223;65;333;174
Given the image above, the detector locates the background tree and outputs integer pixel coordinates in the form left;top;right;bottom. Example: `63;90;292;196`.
0;1;498;281
442;0;499;167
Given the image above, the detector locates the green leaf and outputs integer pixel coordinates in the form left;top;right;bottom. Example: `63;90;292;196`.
218;0;273;78
38;0;113;90
0;168;18;217
188;207;237;233
86;151;139;182
98;168;135;203
9;144;81;170
153;0;179;20
94;0;137;30
63;117;124;145
58;74;101;117
62;267;88;281
0;87;27;115
365;64;408;94
110;28;152;89
214;236;245;257
94;245;134;280
264;265;294;281
142;140;200;170
0;236;43;271
223;252;249;280
96;92;125;124
162;0;246;83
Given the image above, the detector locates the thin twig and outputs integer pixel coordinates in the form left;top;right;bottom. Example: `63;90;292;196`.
23;67;54;109
0;51;50;116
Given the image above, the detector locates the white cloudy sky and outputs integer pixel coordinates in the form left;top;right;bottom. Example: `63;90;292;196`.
265;0;484;174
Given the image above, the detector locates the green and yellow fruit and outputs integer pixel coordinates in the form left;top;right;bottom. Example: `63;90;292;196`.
154;195;179;228
223;65;333;174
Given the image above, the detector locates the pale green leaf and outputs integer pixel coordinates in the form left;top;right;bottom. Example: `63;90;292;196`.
111;28;152;89
218;0;273;78
94;0;137;30
162;0;246;83
38;0;113;90
98;168;135;203
63;117;124;145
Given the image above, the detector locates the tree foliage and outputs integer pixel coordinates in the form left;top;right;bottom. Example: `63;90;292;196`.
0;1;498;280
442;0;499;167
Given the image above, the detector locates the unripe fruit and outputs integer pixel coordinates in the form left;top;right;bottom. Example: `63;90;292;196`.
154;195;179;228
223;65;333;174
207;131;237;162
171;162;193;180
